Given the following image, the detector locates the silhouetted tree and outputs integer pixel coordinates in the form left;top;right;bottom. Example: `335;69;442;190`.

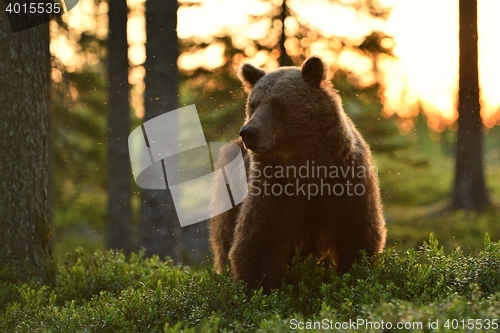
0;14;53;281
106;0;133;254
139;0;181;260
278;0;293;66
452;0;490;211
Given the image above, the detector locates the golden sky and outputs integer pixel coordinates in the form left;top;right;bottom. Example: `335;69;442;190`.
380;0;500;129
53;0;500;129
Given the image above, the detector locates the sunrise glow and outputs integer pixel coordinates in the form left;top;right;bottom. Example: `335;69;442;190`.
54;0;500;128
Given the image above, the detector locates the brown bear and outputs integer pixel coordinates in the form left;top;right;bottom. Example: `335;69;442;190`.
210;56;386;293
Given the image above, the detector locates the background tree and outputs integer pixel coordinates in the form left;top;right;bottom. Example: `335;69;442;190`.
277;0;293;66
106;0;133;254
452;0;490;211
139;0;181;260
0;14;52;280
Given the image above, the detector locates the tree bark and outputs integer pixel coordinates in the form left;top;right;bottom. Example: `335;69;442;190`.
140;0;181;260
0;14;52;281
106;0;133;254
452;0;490;211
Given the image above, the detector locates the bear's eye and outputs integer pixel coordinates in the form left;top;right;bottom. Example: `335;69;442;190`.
249;101;259;114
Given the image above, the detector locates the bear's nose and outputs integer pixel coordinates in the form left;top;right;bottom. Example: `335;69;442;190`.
239;126;257;144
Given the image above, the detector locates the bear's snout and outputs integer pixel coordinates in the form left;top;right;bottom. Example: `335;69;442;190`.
239;125;258;149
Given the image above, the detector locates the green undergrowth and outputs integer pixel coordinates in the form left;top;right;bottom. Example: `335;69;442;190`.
2;235;500;332
374;128;500;254
386;208;500;254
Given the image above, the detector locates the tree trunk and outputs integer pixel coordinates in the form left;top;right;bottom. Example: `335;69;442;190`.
106;0;133;254
0;14;52;281
452;0;490;211
278;0;294;67
140;0;181;261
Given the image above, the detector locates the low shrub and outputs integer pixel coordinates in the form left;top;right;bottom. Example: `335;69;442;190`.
2;235;500;332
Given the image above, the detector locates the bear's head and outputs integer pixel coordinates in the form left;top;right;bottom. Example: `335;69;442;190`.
238;56;339;157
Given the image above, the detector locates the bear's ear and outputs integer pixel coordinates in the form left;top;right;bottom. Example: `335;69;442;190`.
301;56;327;86
238;63;266;91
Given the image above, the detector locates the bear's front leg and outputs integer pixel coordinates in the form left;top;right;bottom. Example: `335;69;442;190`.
228;195;303;293
210;206;240;273
332;190;386;274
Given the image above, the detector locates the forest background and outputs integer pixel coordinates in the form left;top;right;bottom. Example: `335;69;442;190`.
3;0;500;331
47;0;500;263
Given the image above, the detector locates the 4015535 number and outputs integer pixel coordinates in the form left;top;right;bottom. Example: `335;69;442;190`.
444;319;498;330
5;2;62;14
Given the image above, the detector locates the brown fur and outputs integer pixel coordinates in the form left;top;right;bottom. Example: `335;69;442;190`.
210;56;386;293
